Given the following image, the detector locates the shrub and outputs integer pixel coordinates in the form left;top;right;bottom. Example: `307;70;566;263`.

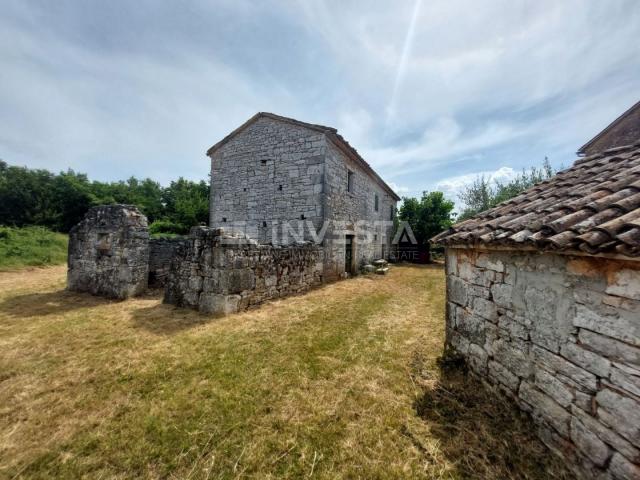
0;226;68;269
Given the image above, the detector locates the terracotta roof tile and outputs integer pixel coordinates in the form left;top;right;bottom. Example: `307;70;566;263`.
431;142;640;258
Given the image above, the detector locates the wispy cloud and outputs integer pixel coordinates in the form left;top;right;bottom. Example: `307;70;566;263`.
0;0;638;204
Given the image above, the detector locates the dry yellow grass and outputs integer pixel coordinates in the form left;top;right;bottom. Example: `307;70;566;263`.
0;264;572;479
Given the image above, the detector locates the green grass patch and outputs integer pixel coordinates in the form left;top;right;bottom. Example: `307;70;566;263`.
0;226;68;270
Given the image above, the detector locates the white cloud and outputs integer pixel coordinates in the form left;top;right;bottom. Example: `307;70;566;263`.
436;166;518;204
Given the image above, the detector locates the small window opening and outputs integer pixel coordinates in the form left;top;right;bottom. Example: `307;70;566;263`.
261;159;267;165
278;185;283;191
347;170;354;193
389;205;394;220
374;194;379;212
374;234;378;242
222;217;227;222
262;221;267;227
300;214;305;220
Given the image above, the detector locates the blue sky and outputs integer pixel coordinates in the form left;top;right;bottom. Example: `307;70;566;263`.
1;1;639;206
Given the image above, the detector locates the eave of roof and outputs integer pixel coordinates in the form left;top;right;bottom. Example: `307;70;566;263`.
577;100;640;155
431;142;640;259
206;112;400;201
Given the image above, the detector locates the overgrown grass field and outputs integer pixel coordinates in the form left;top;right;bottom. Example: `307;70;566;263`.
0;265;573;479
0;227;68;270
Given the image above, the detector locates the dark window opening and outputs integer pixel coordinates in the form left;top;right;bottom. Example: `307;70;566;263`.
222;217;227;222
374;194;379;212
389;205;394;220
278;185;283;191
374;234;378;242
347;170;354;193
261;159;267;165
262;221;267;227
300;214;305;220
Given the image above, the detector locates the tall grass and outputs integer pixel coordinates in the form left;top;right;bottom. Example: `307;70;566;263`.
0;226;68;270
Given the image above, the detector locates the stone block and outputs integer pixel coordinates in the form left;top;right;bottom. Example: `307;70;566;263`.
578;329;640;367
560;342;611;378
573;304;640;347
609;364;640;397
609;452;640;480
532;345;597;391
472;297;498;322
606;268;640;301
468;343;488;375
535;369;573;408
456;309;487;346
570;416;611;467
447;275;468;306
488;360;520;392
498;314;529;340
596;388;640;447
476;253;505;272
519;382;571;437
199;293;241;315
491;338;532;378
490;283;513;309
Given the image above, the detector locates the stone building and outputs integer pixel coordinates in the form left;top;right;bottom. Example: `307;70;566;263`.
207;112;400;280
432;141;640;478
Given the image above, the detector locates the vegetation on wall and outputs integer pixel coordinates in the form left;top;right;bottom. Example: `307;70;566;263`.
0;160;209;234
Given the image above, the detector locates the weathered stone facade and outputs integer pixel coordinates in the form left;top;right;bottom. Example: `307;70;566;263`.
67;205;149;299
164;227;323;315
444;248;640;479
208;113;399;281
148;237;187;287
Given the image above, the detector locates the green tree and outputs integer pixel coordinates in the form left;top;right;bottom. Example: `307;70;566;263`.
458;158;555;220
398;191;455;261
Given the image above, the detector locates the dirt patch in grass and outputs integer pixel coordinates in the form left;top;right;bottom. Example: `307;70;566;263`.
0;264;573;479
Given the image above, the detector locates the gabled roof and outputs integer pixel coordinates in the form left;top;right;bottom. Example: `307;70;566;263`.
206;112;400;201
431;142;640;258
578;100;640;155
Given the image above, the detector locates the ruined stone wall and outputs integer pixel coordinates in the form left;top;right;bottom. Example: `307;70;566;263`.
164;228;323;315
322;142;396;280
209;116;326;244
148;237;187;287
444;248;640;479
67;205;149;299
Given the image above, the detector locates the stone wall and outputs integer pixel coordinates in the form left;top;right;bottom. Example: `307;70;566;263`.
68;205;149;299
323;141;396;279
444;248;640;479
209;116;326;244
148;237;187;287
209;116;398;280
164;227;323;315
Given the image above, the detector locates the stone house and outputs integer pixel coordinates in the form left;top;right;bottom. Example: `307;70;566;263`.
432;137;640;474
206;112;400;281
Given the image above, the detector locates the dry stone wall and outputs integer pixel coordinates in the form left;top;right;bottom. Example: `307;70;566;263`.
164;227;323;315
67;205;149;299
445;248;640;479
148;237;188;287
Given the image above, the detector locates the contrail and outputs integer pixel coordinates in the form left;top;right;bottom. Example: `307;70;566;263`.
385;0;423;128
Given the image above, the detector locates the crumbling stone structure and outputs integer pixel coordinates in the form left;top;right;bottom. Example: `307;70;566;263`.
67;205;149;299
164;227;323;315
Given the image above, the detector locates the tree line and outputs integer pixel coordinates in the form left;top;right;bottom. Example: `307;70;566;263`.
398;158;556;250
0;157;555;245
0;160;209;234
